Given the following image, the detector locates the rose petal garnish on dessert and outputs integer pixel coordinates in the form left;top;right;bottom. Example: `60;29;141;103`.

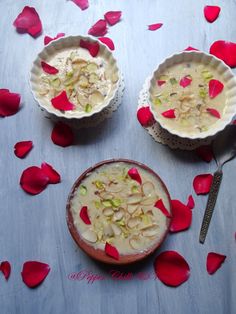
41;61;59;75
148;23;163;31
193;174;213;195
186;195;195;209
51;91;75;111
0;89;21;117
14;141;33;159
51;122;74;147
88;19;107;37
41;162;61;184
80;206;91;225
161;109;176;118
104;11;122;26
207;108;221;119
137;106;155;127
170;200;192;232
208;79;224;99
154;251;190;287
79;39;100;57
21;261;50;288
184;46;199;51
0;261;11;280
196;145;213;162
157;80;166;86
13;6;42;38
98;37;115;50
210;40;236;68
204;6;221;23
154;199;172;218
105;242;120;260
44;33;65;45
128;168;142;185
71;0;89;10
206;252;226;275
179;75;192;88
20;166;49;195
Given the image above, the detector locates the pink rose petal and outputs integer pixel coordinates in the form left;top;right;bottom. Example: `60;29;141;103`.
88;19;107;37
105;242;120;260
157;80;166;86
20;166;49;195
207;108;221;119
21;261;50;288
186;195;195;209
162;109;176;118
154;251;190;287
128;168;142;185
137;106;155;127
170;200;192;232
0;89;21;117
206;252;226;275
210;40;236;68
41;61;59;75
80;206;91;225
195;145;213;162
104;11;122;26
0;261;11;280
148;23;163;31
184;46;199;51
180;76;192;88
71;0;89;10
154;199;172;218
14;141;33;158
51;122;74;147
204;6;221;23
44;33;65;45
98;37;115;50
209;79;224;99
51;91;75;111
79;39;100;57
41;162;61;184
193;174;213;195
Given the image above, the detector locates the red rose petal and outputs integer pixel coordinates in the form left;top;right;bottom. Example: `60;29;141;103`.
88;19;107;37
208;79;224;99
14;141;33;158
204;6;221;23
20;166;49;195
154;199;172;218
184;46;199;51
193;173;213;195
210;40;236;68
157;80;166;86
44;33;65;45
206;252;226;275
41;61;59;75
104;11;122;26
71;0;89;10
128;168;142;185
137;106;155;127
41;162;61;184
148;23;163;31
233;120;236;125
154;251;190;287
51;91;75;111
180;76;192;88
79;39;100;57
13;6;42;38
51;122;74;147
170;200;192;232
80;206;91;225
161;109;176;118
186;195;195;209
21;261;50;288
196;145;213;162
98;37;115;50
207;108;221;119
0;89;21;117
0;261;11;280
105;242;120;260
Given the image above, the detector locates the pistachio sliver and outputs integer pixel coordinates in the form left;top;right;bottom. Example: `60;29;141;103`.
79;185;87;196
170;77;177;85
102;200;113;208
85;103;92;113
50;78;61;88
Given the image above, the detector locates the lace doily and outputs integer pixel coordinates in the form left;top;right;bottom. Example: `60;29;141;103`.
138;77;213;150
41;75;125;129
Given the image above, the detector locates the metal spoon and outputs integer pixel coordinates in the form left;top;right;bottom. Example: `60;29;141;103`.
199;125;236;244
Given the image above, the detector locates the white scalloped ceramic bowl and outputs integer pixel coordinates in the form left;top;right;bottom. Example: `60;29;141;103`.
30;35;120;119
148;51;236;139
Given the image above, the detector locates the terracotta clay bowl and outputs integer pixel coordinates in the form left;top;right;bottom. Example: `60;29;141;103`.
66;159;172;265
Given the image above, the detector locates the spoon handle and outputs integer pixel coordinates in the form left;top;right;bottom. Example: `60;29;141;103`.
199;169;223;244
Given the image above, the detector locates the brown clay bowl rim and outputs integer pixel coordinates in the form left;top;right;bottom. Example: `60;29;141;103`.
66;159;172;265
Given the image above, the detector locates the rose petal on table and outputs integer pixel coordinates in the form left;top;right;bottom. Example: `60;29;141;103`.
98;37;115;50
154;251;190;287
104;11;122;26
161;109;176;118
21;261;50;288
195;145;213;162
154;199;172;218
148;23;163;31
210;40;236;68
157;80;166;86
79;39;100;57
41;61;59;75
13;6;42;38
14;141;33;158
0;89;21;117
186;195;195;209
88;19;107;37
41;162;61;184
208;79;224;99
80;206;91;225
184;46;199;51
105;242;120;260
204;6;221;23
207;108;221;119
51;91;75;111
193;173;213;195
137;106;155;127
180;76;192;88
170;200;192;232
44;33;65;45
233;120;236;125
71;0;89;10
128;168;142;184
0;261;11;280
51;122;74;147
20;166;49;195
206;252;226;275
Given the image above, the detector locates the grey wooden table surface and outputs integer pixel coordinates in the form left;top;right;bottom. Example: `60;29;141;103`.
0;0;236;313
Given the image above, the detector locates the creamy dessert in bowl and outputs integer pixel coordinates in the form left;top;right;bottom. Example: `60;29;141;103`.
30;35;120;119
66;159;171;265
149;51;236;139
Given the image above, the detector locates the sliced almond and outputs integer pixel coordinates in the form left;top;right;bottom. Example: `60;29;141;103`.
112;209;124;221
129;237;143;250
89;91;105;105
89;73;99;84
111;223;122;236
142;181;155;197
127;217;141;229
103;224;114;237
82;230;97;243
127;193;142;205
99;191;113;200
78;76;89;88
87;63;98;73
111;72;119;83
127;204;138;214
140;196;157;206
77;93;88;107
103;207;114;217
142;225;159;237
